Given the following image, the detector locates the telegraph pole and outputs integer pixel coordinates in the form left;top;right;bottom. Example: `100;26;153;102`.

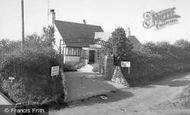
21;0;25;51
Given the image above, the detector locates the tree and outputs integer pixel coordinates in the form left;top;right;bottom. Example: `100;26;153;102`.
25;33;43;48
174;39;190;52
143;42;156;51
0;39;21;54
111;27;133;65
41;26;55;48
24;26;55;49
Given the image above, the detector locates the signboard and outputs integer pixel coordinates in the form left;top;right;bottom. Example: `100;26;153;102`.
8;77;15;82
121;61;131;68
121;61;131;74
51;66;59;76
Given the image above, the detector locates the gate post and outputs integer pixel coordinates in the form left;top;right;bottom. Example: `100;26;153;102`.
104;55;114;80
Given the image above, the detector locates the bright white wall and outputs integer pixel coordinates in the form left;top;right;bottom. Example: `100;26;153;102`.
53;26;63;52
65;56;80;63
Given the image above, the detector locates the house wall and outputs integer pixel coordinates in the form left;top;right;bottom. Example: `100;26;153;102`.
65;56;80;65
54;26;64;52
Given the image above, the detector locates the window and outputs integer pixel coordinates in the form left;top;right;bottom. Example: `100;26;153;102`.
65;47;81;56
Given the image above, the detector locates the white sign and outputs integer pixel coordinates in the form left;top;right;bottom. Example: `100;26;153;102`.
8;77;15;82
51;66;59;76
121;61;131;68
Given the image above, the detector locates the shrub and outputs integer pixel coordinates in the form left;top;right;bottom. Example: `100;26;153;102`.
92;63;100;72
62;64;77;72
121;42;190;86
0;47;64;104
111;27;133;65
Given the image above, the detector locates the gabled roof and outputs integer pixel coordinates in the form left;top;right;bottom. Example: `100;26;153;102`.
55;20;103;47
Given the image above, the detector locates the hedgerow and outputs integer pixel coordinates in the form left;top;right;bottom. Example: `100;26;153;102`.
109;27;190;86
122;41;190;86
0;46;65;104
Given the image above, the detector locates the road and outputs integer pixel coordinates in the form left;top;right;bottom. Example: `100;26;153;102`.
50;72;190;115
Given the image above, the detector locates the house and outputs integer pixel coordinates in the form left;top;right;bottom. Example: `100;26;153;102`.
50;10;103;64
50;9;142;65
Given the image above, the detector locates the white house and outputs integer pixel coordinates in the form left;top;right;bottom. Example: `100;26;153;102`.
50;9;103;65
50;9;142;65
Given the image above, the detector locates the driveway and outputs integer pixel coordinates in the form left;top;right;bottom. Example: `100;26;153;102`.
64;71;126;102
50;72;190;115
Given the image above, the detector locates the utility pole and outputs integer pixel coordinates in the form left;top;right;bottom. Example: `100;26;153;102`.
21;0;25;51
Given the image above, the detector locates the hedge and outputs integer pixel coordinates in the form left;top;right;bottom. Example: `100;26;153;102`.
0;47;65;105
121;47;190;86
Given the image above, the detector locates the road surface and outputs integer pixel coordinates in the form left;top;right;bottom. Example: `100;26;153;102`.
50;72;190;115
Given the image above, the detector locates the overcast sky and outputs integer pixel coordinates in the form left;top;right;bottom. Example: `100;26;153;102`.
0;0;190;43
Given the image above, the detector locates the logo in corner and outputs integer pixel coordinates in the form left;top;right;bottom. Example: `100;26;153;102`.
143;7;181;29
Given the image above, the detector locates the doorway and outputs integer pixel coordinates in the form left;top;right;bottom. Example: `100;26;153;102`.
88;50;95;64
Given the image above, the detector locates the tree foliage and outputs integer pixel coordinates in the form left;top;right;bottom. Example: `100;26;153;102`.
41;26;55;48
174;39;190;52
0;39;21;54
111;27;133;65
0;26;65;105
126;39;190;86
24;26;55;49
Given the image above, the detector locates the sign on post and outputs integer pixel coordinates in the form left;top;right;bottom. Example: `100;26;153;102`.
51;66;59;76
8;77;15;82
121;61;131;74
121;61;131;68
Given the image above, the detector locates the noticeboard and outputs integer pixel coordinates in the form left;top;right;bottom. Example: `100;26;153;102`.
121;61;131;68
51;66;59;76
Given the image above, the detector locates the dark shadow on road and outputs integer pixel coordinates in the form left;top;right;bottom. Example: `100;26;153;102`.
67;89;133;108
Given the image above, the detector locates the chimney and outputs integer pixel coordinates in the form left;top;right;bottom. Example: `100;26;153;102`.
83;19;86;24
50;9;55;27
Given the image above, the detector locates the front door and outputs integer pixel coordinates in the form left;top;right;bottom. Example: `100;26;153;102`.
88;50;95;64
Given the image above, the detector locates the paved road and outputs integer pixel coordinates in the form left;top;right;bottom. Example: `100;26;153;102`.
50;72;190;115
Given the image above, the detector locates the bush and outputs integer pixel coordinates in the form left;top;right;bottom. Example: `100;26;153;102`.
92;64;100;72
0;47;64;104
62;64;77;72
121;42;190;86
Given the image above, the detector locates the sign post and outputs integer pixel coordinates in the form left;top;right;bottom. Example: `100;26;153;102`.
51;66;60;77
121;61;131;74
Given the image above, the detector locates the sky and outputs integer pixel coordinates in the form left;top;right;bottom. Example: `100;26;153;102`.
0;0;190;43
